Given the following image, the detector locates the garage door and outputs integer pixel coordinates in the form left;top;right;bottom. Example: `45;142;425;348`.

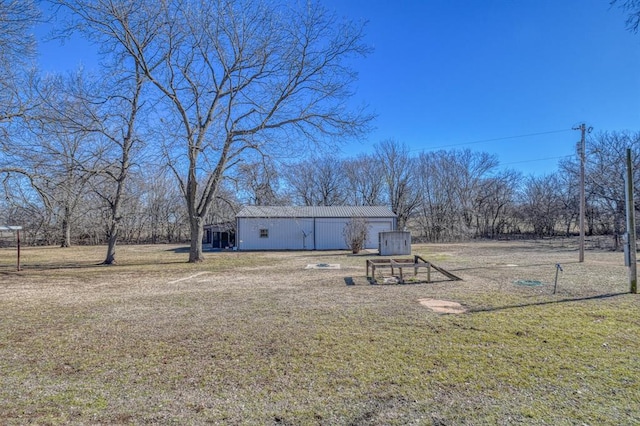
365;220;394;249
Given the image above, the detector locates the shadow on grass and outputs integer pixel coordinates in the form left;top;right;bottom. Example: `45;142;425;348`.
167;246;190;253
469;292;630;314
5;259;191;273
168;246;233;253
365;277;456;286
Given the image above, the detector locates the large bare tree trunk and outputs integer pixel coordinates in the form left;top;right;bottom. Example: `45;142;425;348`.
188;215;204;263
104;227;118;264
102;180;124;264
103;183;123;264
60;206;71;247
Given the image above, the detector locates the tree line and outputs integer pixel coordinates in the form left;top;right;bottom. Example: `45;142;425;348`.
4;131;640;250
238;134;640;248
2;1;640;261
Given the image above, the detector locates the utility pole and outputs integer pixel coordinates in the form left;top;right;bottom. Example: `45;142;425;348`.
625;148;637;293
574;124;588;263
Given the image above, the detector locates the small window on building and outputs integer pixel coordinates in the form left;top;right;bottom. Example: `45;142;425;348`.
259;228;269;238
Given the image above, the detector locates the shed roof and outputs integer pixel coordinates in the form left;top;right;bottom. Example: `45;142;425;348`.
204;222;235;232
236;206;396;219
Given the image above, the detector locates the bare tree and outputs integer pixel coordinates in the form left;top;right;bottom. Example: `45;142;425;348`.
1;136;93;247
139;169;188;244
284;155;348;206
203;184;240;245
1;173;56;244
447;150;500;232
556;159;581;236
86;66;146;264
343;154;385;206
282;159;317;206
518;174;564;237
315;157;348;206
343;216;368;254
55;0;372;262
375;139;420;229
1;73;99;247
235;159;282;206
415;149;509;241
473;170;520;238
415;151;459;241
0;0;40;123
585;131;640;249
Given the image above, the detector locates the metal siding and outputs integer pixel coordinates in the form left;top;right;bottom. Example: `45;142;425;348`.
315;218;349;250
298;219;315;250
365;220;395;249
237;212;397;251
238;217;313;250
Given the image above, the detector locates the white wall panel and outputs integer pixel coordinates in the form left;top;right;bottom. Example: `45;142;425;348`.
237;218;313;250
314;218;349;250
365;220;395;249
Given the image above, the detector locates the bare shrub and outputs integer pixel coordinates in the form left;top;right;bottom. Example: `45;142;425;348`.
343;216;369;253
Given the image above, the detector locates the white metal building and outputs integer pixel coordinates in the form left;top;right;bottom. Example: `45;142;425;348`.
236;206;397;251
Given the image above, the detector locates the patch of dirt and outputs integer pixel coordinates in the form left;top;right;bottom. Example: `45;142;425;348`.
418;298;467;314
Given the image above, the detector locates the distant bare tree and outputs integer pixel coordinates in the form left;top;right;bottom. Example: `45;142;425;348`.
375;139;420;229
284;156;348;206
473;170;520;238
519;174;564;237
313;156;348;206
0;0;40;123
282;159;316;206
416;151;460;241
557;159;581;236
55;0;372;262
586;131;640;249
1;173;56;244
343;154;385;206
415;149;505;241
1;137;93;247
448;150;500;232
1;73;99;247
139;170;188;244
236;159;282;206
203;185;240;244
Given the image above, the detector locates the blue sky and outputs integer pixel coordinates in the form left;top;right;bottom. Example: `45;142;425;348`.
36;0;640;176
326;0;640;175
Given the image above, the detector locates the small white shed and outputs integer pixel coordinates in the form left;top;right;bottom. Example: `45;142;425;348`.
236;206;397;251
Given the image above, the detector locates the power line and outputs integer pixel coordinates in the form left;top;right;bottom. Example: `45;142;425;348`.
501;154;574;166
413;128;573;152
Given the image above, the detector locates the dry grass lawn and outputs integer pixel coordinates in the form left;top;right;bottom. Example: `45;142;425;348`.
0;240;638;425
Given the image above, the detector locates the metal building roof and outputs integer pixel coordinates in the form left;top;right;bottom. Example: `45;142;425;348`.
236;206;396;218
